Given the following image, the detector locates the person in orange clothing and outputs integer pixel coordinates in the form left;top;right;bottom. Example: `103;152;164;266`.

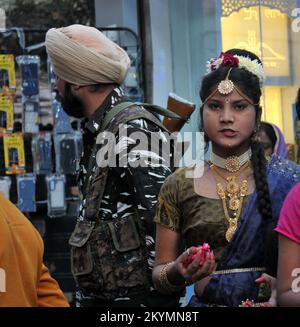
0;193;69;307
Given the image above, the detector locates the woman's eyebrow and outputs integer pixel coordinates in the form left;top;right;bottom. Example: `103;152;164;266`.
207;98;222;102
208;98;247;104
232;99;248;104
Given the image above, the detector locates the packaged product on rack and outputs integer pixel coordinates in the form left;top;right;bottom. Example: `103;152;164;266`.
23;99;40;133
54;132;82;175
3;133;26;174
0;54;16;93
0;94;14;132
46;174;66;218
32;132;53;174
47;59;56;96
52;99;72;134
0;176;11;199
16;55;40;98
16;174;36;212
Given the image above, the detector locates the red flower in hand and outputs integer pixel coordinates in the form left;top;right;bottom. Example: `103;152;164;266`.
219;52;239;67
182;243;212;268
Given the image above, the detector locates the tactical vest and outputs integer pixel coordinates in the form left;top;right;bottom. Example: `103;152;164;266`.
69;102;180;301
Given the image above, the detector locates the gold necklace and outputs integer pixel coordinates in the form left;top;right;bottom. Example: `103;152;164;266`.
211;161;250;181
210;164;248;242
210;161;249;211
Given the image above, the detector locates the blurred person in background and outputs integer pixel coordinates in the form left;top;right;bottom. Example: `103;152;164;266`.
258;122;287;159
0;193;69;307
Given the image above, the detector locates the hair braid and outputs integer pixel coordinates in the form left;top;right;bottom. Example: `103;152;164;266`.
250;140;273;220
251;139;278;276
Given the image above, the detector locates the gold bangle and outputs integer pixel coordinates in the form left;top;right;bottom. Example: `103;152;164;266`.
159;262;185;294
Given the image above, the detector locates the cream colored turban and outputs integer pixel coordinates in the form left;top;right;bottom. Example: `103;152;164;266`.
45;24;130;85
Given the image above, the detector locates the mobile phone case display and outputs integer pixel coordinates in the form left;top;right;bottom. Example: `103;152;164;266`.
16;55;40;133
0;94;14;132
47;59;56;95
16;55;40;98
22;99;40;133
32;132;53;174
123;52;142;102
54;132;83;175
52;99;72;134
3;133;26;174
0;176;11;199
17;174;36;212
46;174;66;218
0;55;17;93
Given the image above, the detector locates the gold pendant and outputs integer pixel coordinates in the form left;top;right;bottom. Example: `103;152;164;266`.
229;196;240;211
226;176;239;194
240;179;248;196
216;183;226;198
225;218;237;242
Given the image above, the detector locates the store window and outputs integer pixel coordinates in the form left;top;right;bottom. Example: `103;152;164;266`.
220;0;299;147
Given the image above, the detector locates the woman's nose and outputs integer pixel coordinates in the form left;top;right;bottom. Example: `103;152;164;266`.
219;106;234;123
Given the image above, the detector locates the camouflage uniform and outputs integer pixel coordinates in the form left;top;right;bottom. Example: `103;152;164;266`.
69;87;180;306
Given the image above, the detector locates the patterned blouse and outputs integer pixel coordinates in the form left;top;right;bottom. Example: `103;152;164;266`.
154;165;250;261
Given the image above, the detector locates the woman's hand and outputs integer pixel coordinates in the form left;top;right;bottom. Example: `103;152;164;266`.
173;246;215;284
240;273;277;307
255;273;277;307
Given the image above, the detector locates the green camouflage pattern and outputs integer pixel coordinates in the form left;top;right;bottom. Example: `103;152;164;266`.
70;213;149;300
70;104;165;300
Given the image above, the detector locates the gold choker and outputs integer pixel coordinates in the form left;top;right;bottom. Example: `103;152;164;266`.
210;148;252;173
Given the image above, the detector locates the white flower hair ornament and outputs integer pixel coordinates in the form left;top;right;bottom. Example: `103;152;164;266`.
206;52;265;87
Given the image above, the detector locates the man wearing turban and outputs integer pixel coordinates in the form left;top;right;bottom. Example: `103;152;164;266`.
45;24;179;307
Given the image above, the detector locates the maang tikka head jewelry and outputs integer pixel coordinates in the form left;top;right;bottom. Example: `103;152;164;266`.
203;69;260;106
203;53;263;106
217;68;234;95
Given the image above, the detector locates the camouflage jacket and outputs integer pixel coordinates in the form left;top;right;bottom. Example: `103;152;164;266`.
71;87;176;305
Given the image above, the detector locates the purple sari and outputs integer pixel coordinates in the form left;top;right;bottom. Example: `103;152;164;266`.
271;123;288;158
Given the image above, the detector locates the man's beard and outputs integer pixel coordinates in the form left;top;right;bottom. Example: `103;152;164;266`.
58;83;85;119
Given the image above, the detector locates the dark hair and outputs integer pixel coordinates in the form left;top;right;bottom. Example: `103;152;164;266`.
260;122;277;150
199;49;262;150
199;49;277;275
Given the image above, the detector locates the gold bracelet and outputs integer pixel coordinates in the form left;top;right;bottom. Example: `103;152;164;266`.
159;262;185;294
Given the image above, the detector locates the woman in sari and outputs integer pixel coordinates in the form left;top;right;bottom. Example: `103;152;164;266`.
152;49;300;307
259;122;288;159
